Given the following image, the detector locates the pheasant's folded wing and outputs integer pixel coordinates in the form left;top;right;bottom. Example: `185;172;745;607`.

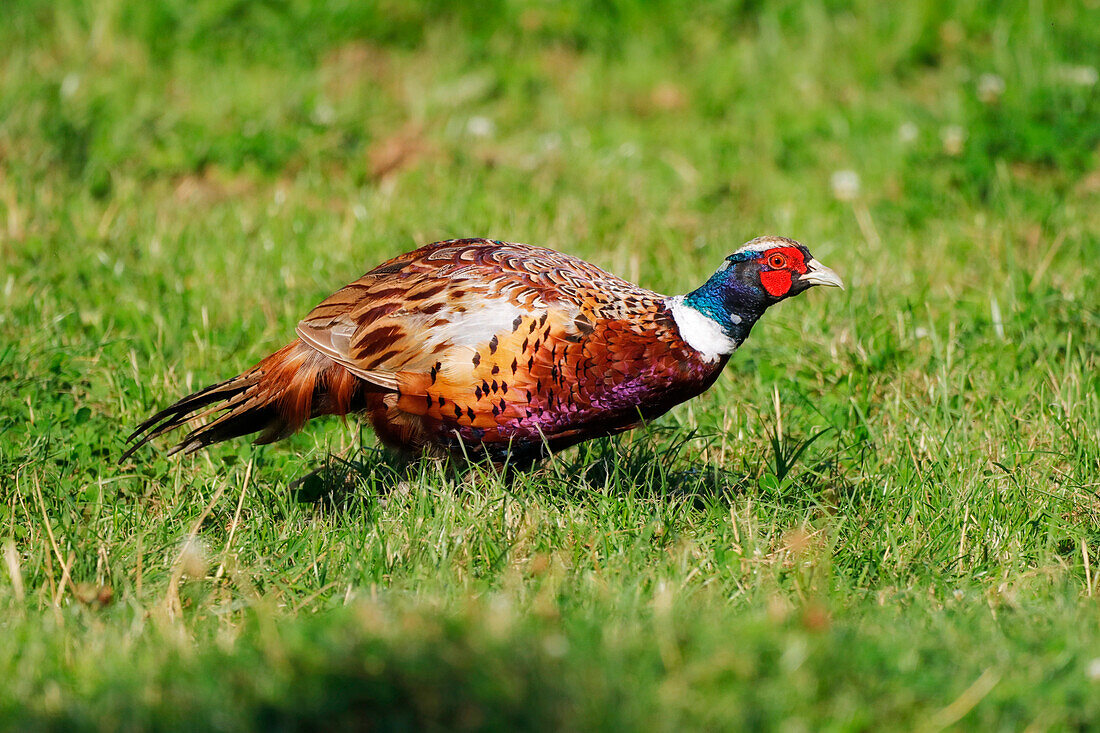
296;275;529;391
297;238;649;380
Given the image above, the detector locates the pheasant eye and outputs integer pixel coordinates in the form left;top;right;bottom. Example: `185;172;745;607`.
767;253;788;269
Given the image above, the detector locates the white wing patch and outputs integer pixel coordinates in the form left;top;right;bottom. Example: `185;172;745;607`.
296;297;542;387
431;300;527;349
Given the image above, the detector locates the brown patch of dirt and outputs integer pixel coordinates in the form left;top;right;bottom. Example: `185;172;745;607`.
173;166;257;204
367;123;432;181
321;42;393;101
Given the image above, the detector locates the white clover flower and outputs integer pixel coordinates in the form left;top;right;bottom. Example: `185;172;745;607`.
1057;65;1099;87
977;73;1005;104
60;73;80;99
1088;658;1100;681
898;122;919;144
830;170;861;202
941;125;966;156
311;101;336;126
466;116;496;138
538;132;561;152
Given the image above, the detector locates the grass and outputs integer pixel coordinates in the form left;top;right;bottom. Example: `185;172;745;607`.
2;0;1099;728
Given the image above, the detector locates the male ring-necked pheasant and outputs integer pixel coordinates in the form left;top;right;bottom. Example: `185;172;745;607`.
122;237;842;466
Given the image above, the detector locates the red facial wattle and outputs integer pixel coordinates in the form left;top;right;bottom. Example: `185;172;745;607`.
757;246;808;297
760;268;793;296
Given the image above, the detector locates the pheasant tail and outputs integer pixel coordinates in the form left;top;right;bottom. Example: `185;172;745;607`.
119;339;361;463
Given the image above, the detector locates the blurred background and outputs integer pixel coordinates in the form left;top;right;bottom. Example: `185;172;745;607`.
4;0;1097;422
5;0;1098;283
2;0;1100;728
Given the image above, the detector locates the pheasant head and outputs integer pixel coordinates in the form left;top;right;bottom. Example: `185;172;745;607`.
670;236;844;359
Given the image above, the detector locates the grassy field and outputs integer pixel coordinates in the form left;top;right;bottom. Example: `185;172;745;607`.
2;0;1100;728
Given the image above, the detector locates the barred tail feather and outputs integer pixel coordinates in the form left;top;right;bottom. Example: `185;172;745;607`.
120;339;363;463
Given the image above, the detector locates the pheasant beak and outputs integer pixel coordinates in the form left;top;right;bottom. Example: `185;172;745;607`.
800;259;845;290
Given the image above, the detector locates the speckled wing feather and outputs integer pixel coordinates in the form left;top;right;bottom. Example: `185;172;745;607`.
295;238;724;460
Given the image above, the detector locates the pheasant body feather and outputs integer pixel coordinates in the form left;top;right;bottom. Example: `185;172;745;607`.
123;237;842;465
